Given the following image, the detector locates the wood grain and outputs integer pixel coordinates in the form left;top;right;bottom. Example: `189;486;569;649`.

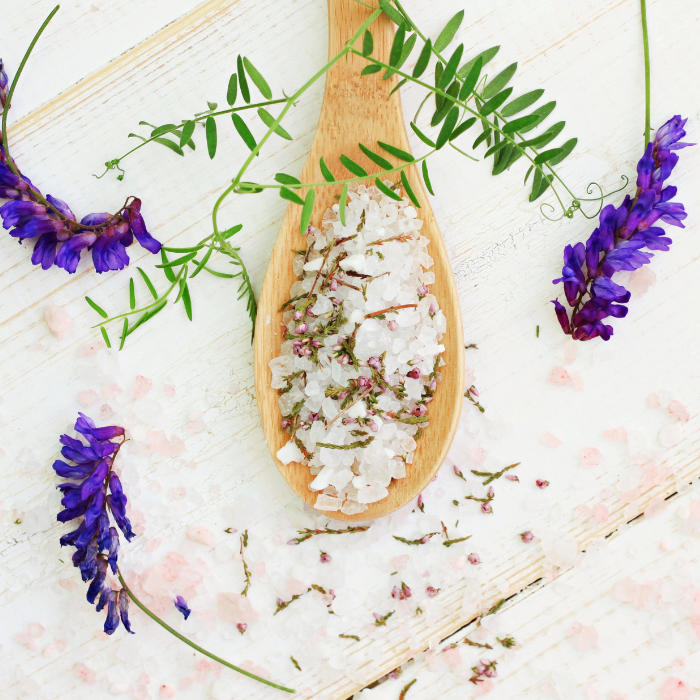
254;0;465;521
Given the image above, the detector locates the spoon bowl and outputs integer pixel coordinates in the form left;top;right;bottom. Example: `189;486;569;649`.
254;0;464;521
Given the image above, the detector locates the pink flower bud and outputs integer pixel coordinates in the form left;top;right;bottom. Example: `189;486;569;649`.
292;310;304;321
505;474;519;482
481;502;492;514
420;535;431;543
429;379;438;391
301;347;312;356
387;320;398;331
426;586;438;598
373;612;382;622
412;404;428;417
468;553;481;565
368;356;382;370
417;494;424;507
417;285;429;297
281;420;291;429
332;297;341;305
237;623;247;634
308;412;319;422
429;303;437;314
407;368;420;380
320;552;332;563
329;279;338;291
287;539;298;546
295;322;308;334
338;354;350;365
469;385;479;397
488;485;495;499
310;339;322;348
358;376;371;390
369;421;379;432
306;308;316;317
536;479;549;489
391;586;401;599
454;465;463;477
520;531;534;543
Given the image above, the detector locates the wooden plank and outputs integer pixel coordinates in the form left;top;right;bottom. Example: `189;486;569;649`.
0;0;698;698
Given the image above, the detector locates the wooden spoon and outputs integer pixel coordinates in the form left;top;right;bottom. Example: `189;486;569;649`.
254;0;464;521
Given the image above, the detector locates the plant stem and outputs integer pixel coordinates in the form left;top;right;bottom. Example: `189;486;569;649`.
640;0;651;145
1;5;60;178
117;570;295;694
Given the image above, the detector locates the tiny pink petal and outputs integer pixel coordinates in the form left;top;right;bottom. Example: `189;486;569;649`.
134;375;153;400
602;427;628;442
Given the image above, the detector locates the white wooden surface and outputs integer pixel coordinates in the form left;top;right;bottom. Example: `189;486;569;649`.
1;0;699;699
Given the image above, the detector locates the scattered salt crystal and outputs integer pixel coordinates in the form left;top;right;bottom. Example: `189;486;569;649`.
647;392;661;408
73;663;96;684
185;418;207;434
602;427;628;442
592;504;609;523
44;304;72;339
78;389;98;408
628;265;656;296
645;495;668;520
316;494;342;511
134;375;153;400
580;447;602;468
538;528;578;568
659;423;684;447
187;525;213;547
562;340;578;365
668;400;690;423
660;678;691;700
547;366;571;386
217;592;259;624
102;382;123;399
159;686;176;699
541;432;562;448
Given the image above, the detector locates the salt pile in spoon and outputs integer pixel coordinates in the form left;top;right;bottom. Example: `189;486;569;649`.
270;182;446;515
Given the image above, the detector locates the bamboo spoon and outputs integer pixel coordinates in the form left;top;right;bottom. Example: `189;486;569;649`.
254;0;464;521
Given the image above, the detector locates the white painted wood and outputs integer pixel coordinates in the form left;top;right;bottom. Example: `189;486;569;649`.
358;485;700;700
0;0;699;698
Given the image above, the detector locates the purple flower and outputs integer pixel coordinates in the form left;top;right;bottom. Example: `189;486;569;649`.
0;58;160;272
552;115;692;341
54;413;136;635
174;595;191;620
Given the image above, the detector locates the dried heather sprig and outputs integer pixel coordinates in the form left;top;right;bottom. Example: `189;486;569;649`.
552;115;692;340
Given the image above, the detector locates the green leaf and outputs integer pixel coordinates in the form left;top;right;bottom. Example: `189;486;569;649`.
374;177;403;201
226;73;238;106
492;143;515;175
534;147;564;164
378;141;414;162
207;101;218;112
151;124;178;137
275;173;301;186
237;55;250;103
547;137;577;166
153;137;184;156
129;278;135;310
258;107;292;140
339;183;349;226
340;154;368;177
128;133;147;142
410;122;436;148
484;139;510;158
434;10;464;53
220;224;243;239
190;246;214;279
479;87;513;116
100;326;111;349
243;57;271;99
449;116;476;141
280;187;305;205
482;62;517;100
320;157;336;182
389;24;405;67
434;63;444;112
378;0;409;29
137;267;158;300
520;120;565;149
232;113;257;153
436;106;459;149
501;89;544;118
300;189;315;236
502;114;540;134
119;318;129;351
400;169;420;208
236;181;263;193
85;296;108;318
182;284;192;321
160;250;176;282
524;164;534;184
431;80;459;126
361;64;382;76
359;143;393;170
473;130;491;149
413;39;432;78
180;120;196;148
205;117;217;159
439;43;463;89
518;101;556;133
362;30;374;57
458;56;482;100
388;77;408;98
530;169;553;202
422;159;434;195
157;251;197;268
384;33;416;79
457;45;500;79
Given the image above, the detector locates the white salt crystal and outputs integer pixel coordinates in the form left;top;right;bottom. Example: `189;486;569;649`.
357;485;389;503
44;304;72;339
277;440;303;465
315;494;342;511
303;257;324;272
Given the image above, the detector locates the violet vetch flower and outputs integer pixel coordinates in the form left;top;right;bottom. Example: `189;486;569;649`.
174;595;191;620
552;115;692;340
0;60;160;273
54;413;135;635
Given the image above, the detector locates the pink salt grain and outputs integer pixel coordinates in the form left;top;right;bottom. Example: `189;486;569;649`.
443;647;461;665
78;390;98;408
541;432;562;448
77;341;104;356
59;578;78;591
547;366;571;386
603;427;628;443
668;400;690;423
186;419;207;434
73;663;96;684
286;578;308;596
562;340;578;365
660;678;690;700
593;504;609;523
647;392;661;408
163;383;176;396
145;537;162;553
627;265;656;296
255;562;266;576
168;488;186;501
44;304;72;339
690;616;700;641
159;686;176;699
391;555;409;570
570;371;584;392
102;382;123;399
609;692;628;700
645;495;668;520
565;621;582;637
187;525;213;547
134;375;153;400
217;592;259;624
474;680;494;696
574;505;592;521
577;625;599;651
